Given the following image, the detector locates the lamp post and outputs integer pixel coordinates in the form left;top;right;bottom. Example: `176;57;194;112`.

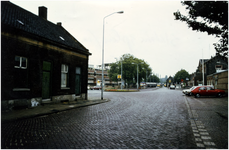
135;63;139;90
101;11;124;100
121;60;123;90
142;68;148;88
202;59;204;85
145;70;147;88
132;62;143;90
153;72;154;82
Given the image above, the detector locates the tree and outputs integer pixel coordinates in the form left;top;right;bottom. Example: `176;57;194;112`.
174;69;190;83
108;63;119;83
174;1;228;56
149;74;160;83
109;54;152;87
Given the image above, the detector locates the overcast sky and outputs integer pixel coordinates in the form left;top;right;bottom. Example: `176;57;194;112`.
11;0;218;78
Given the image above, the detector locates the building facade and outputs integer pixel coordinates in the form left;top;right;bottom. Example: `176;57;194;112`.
194;54;228;86
207;70;228;93
166;76;174;87
88;64;118;88
1;2;91;110
194;59;209;85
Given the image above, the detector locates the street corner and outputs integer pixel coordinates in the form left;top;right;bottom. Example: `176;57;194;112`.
87;98;111;104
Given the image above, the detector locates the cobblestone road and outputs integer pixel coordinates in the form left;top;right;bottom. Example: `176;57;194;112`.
2;88;198;148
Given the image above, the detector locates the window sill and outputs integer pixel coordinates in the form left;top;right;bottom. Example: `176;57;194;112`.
61;87;70;90
13;88;30;91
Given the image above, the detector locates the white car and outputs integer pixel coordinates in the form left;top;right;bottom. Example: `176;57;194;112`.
183;86;198;96
170;85;175;89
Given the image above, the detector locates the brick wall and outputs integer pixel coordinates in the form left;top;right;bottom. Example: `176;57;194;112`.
216;71;228;93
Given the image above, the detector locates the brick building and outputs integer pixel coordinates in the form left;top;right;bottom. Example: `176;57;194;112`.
194;54;228;86
207;70;228;93
88;64;118;88
194;59;209;85
1;2;91;110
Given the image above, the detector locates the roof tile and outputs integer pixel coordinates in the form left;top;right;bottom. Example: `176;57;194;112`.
1;1;90;54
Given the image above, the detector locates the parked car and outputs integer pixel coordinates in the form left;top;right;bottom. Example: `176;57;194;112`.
90;86;102;90
183;86;198;96
191;86;225;98
170;85;175;89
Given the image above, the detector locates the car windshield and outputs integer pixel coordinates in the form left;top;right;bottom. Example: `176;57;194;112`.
207;87;214;90
191;86;197;90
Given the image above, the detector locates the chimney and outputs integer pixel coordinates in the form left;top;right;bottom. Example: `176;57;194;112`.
39;6;47;20
57;22;62;26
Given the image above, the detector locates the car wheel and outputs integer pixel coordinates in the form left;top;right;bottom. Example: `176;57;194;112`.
217;93;222;98
195;93;200;98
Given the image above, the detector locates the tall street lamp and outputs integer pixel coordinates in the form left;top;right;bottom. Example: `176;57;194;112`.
132;63;139;90
132;62;143;90
142;68;148;88
121;60;123;90
101;11;124;100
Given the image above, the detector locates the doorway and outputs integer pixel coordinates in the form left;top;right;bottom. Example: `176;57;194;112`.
75;67;81;95
42;61;51;99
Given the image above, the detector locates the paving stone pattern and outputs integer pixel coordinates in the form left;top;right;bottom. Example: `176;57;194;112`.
185;96;228;149
2;88;198;148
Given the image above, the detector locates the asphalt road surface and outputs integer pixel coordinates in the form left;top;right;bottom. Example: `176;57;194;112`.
1;88;201;148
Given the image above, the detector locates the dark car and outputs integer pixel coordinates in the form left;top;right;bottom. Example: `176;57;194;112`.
191;86;225;98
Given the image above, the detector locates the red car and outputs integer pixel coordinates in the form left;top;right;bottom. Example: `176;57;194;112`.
191;86;225;98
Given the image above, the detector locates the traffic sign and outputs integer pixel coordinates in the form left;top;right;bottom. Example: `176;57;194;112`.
117;75;122;79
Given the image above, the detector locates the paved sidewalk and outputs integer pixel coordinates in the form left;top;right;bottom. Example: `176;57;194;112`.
185;95;228;149
1;98;109;123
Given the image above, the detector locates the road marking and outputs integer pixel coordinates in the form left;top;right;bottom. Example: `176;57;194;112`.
184;96;216;148
201;136;211;140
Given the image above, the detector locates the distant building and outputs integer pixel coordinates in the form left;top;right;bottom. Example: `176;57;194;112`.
166;76;174;87
188;73;195;86
88;64;118;88
194;59;209;85
1;2;91;110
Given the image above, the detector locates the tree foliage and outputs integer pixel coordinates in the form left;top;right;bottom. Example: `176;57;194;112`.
108;54;152;87
174;69;190;83
174;1;228;56
149;74;160;83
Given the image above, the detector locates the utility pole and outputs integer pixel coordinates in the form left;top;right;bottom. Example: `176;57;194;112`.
202;49;204;85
